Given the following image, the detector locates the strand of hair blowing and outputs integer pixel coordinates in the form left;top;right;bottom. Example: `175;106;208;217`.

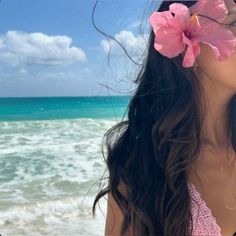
91;1;236;235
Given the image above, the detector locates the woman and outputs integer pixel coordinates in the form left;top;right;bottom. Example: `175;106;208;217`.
92;0;236;235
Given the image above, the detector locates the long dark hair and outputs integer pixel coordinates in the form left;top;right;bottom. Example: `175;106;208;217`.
91;1;236;235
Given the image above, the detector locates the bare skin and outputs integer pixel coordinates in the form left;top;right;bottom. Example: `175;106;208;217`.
187;1;236;235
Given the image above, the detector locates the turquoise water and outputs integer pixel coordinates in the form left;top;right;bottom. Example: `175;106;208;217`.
0;96;130;236
0;96;130;121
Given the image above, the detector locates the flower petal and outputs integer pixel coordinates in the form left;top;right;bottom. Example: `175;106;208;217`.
169;3;190;28
195;27;236;60
182;33;201;68
189;0;228;32
189;0;227;21
153;27;186;58
149;10;177;34
149;6;189;58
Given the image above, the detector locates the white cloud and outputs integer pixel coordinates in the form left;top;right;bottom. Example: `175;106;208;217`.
100;30;148;58
0;30;86;66
33;68;91;81
19;68;28;74
127;20;141;30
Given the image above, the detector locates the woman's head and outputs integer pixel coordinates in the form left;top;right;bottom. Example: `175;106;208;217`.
92;1;236;236
195;0;236;93
153;0;236;92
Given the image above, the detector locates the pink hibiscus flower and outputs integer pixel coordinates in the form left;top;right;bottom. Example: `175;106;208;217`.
149;0;236;68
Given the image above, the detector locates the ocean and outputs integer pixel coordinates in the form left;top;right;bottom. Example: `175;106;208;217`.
0;96;130;236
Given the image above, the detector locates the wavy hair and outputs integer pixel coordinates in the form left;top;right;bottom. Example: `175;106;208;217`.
91;1;236;235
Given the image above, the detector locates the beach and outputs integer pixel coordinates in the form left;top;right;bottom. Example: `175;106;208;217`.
0;96;129;236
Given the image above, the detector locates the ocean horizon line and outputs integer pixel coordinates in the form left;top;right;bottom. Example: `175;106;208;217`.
0;95;131;99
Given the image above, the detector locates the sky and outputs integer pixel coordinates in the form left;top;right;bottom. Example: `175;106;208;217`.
0;0;162;97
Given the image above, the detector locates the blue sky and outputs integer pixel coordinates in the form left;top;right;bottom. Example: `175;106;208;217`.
0;0;161;97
